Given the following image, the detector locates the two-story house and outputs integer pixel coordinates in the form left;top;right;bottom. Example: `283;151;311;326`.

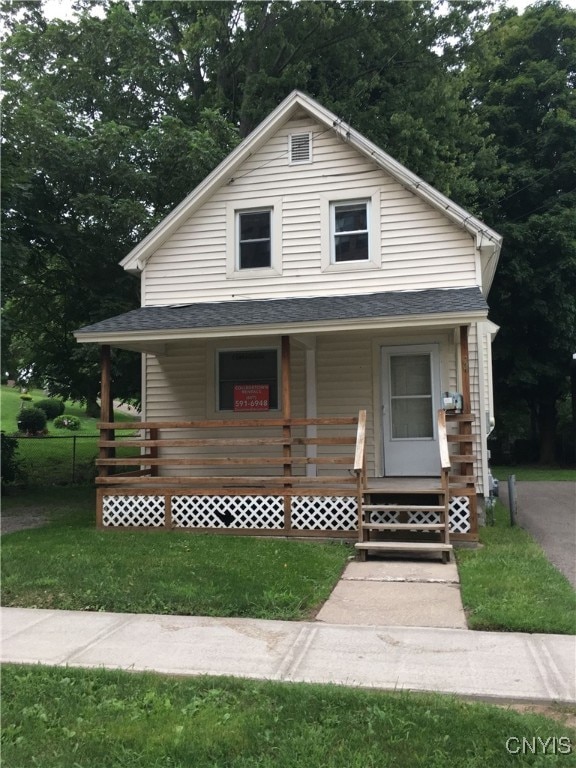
76;91;502;557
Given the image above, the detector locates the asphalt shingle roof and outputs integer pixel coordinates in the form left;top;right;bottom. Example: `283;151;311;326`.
76;287;487;337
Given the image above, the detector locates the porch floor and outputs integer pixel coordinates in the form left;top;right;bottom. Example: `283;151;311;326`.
365;477;443;493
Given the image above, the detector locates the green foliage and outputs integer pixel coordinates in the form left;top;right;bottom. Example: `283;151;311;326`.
470;2;576;463
16;407;46;435
1;0;498;408
53;414;81;431
3;666;575;768
35;398;65;421
1;387;139;486
0;431;20;486
19;393;32;402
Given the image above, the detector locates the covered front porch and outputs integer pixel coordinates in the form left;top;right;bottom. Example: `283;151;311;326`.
95;341;478;543
76;289;488;546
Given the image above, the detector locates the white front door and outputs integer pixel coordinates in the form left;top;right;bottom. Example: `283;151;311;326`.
381;344;440;476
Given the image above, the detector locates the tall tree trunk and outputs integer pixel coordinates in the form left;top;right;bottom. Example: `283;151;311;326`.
85;397;100;419
537;397;557;465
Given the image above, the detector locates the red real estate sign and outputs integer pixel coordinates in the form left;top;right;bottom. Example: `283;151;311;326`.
233;384;270;411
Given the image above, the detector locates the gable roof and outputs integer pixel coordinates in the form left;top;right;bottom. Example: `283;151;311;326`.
75;287;488;345
120;91;502;289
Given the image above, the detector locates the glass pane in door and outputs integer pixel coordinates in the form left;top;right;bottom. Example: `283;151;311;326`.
390;354;433;439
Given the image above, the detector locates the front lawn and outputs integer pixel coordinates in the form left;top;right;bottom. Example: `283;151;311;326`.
491;465;576;482
456;501;576;634
3;487;576;631
3;666;575;768
1;489;352;620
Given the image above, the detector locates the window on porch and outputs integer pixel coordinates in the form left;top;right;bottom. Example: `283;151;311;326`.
217;348;279;411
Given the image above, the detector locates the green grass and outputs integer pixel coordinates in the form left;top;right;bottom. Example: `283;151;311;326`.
2;386;99;435
491;466;576;482
3;487;576;631
3;666;575;768
1;488;352;620
2;385;138;485
456;501;576;634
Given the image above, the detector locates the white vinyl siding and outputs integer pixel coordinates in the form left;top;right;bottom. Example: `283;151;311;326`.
143;116;478;306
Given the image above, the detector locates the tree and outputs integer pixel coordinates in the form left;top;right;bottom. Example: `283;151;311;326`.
1;1;238;409
2;0;499;411
470;1;576;463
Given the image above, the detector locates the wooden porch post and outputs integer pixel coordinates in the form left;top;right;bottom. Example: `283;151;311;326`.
100;345;113;423
459;325;477;529
97;345;113;528
281;335;292;531
459;325;471;415
99;345;115;469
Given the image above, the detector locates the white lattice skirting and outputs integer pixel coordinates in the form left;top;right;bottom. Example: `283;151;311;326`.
172;495;284;529
102;495;166;528
368;497;471;533
101;494;471;533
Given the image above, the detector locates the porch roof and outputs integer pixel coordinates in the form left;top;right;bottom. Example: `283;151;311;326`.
75;287;488;349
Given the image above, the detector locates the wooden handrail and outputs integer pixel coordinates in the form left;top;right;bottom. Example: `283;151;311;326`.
437;409;451;471
354;409;367;473
97;456;355;467
98;416;359;431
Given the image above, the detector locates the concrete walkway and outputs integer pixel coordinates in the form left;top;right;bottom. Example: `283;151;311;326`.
316;559;467;629
2;606;574;705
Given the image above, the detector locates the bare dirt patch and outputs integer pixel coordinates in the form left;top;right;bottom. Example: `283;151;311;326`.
497;703;576;729
1;508;48;534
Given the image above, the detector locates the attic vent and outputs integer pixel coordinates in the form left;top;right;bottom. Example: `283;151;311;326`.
289;132;312;164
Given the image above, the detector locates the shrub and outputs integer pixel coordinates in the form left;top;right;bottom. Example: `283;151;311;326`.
19;394;33;403
1;432;20;486
53;415;81;431
17;407;47;435
35;398;65;420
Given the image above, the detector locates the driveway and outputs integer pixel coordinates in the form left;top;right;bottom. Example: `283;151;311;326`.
501;480;576;588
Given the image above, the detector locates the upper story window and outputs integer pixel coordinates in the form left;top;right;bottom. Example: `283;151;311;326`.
332;201;370;262
226;197;282;278
320;189;381;273
238;209;271;269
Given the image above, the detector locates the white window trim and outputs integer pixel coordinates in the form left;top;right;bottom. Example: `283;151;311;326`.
320;189;381;272
209;341;282;415
226;197;282;278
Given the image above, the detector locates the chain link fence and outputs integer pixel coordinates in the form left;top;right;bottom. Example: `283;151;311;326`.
9;435;99;486
6;435;139;487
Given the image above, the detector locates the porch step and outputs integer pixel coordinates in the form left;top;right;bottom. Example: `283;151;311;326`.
362;522;445;532
355;541;453;562
363;504;445;513
364;485;443;495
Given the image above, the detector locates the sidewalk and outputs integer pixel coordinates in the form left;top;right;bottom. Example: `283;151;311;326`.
2;606;574;705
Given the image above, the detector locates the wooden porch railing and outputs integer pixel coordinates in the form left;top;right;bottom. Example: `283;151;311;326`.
96;411;367;533
437;409;452;547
